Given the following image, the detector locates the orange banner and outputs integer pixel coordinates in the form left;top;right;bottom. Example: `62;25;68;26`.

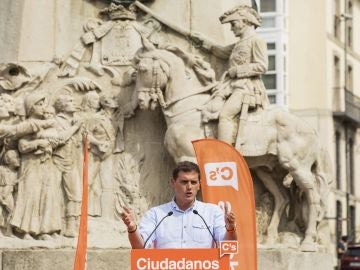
192;139;257;270
74;135;89;270
131;248;230;270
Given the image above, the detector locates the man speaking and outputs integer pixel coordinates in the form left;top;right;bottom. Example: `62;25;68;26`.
120;161;237;249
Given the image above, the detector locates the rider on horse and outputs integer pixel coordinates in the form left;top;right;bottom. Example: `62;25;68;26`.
197;6;269;146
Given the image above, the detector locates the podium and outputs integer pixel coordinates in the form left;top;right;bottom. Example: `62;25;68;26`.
131;248;230;270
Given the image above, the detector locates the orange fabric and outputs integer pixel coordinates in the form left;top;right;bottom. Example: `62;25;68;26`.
131;249;230;270
74;135;89;270
192;139;257;270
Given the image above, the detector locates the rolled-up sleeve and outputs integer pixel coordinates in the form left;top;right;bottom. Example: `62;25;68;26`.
139;208;157;248
212;206;226;242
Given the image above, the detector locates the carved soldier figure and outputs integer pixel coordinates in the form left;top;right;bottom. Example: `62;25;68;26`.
197;6;269;145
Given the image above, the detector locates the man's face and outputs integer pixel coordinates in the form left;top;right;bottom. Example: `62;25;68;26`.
230;19;246;37
171;170;200;207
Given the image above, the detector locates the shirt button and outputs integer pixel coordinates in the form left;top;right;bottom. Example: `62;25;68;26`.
184;226;187;228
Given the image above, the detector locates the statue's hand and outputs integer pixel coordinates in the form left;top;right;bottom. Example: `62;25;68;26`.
228;67;238;79
201;96;224;122
58;64;77;78
189;32;214;51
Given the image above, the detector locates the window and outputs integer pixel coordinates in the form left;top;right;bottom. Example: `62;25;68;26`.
260;0;276;12
259;0;277;28
336;201;342;243
346;0;353;47
350;206;356;243
349;138;354;194
333;0;341;38
263;74;277;89
347;65;353;91
264;42;277;90
267;43;276;50
268;94;277;104
334;56;340;88
262;17;276;28
335;131;341;189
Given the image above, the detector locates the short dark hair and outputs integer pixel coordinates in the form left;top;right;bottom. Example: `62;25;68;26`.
172;161;200;180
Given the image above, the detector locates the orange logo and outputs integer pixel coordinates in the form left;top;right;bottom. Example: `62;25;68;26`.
204;162;239;190
220;241;238;258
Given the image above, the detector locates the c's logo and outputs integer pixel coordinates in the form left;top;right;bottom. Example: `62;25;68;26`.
219;240;238;258
204;162;238;191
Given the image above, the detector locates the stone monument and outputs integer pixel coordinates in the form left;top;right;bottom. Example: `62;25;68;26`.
0;0;333;269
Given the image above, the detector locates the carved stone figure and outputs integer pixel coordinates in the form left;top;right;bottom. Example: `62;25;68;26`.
97;94;119;218
0;150;20;236
59;2;162;85
52;94;83;237
78;91;113;217
10;93;82;240
10;93;61;240
196;6;269;147
0;0;334;258
133;43;332;251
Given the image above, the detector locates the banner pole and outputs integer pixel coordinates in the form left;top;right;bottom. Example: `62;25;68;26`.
74;133;89;270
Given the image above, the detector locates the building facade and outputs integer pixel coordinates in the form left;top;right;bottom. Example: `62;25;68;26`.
257;0;360;249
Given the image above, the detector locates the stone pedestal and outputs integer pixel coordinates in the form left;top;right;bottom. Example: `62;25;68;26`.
0;248;334;270
258;249;334;270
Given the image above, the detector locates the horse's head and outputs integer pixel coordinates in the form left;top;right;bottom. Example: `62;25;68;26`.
134;42;190;111
134;50;171;110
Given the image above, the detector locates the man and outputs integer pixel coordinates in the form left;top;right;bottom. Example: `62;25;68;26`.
338;235;348;266
196;5;269;145
120;161;237;249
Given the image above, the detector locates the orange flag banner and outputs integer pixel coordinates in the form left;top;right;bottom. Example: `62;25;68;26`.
192;138;257;270
74;135;89;270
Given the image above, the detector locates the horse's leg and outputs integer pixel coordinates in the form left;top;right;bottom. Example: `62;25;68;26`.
164;125;201;163
290;168;320;252
255;167;289;244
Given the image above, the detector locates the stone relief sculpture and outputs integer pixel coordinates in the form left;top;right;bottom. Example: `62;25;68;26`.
198;6;269;148
0;0;333;254
58;2;163;85
10;93;82;240
132;17;333;250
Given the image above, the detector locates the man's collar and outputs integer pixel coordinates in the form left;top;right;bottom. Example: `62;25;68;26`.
170;197;198;213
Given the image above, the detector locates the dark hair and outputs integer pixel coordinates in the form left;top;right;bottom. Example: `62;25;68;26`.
172;161;200;180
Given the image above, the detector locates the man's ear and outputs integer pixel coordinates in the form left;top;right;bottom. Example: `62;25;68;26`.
170;178;175;187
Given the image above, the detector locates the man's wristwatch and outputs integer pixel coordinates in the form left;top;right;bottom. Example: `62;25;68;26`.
226;223;236;232
127;224;137;233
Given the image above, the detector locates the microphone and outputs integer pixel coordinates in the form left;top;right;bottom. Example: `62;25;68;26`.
143;211;173;248
192;210;218;248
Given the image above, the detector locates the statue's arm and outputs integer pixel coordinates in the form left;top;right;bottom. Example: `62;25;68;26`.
18;138;48;154
209;44;234;59
190;32;234;59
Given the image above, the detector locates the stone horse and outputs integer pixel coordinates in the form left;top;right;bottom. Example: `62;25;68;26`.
133;44;332;251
